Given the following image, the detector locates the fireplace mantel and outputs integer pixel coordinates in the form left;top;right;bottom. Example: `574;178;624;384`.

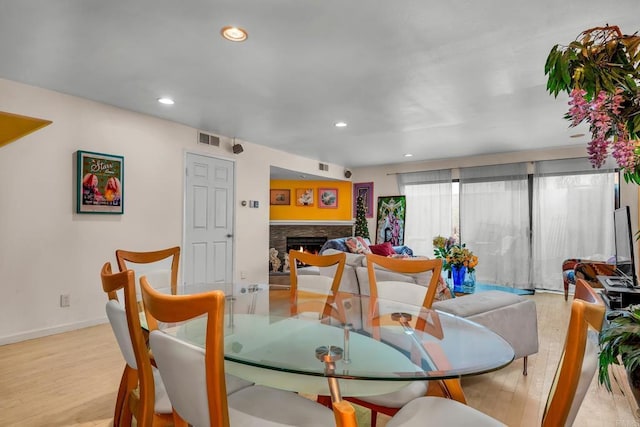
270;220;354;226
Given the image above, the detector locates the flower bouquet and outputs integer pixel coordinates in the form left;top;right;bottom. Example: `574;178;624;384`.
433;235;478;292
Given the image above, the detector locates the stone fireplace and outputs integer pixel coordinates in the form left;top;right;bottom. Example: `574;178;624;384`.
269;221;353;272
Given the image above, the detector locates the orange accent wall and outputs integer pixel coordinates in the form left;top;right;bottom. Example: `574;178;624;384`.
270;180;352;220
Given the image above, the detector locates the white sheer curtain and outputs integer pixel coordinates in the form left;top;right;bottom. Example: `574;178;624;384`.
459;163;530;289
397;170;452;257
531;158;615;292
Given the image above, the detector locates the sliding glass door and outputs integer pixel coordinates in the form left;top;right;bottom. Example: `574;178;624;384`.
459;164;531;289
531;159;615;292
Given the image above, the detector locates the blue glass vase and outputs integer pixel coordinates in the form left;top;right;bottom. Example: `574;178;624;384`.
451;265;467;293
463;270;476;293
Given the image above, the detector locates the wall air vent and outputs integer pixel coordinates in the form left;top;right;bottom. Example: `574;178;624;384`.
198;131;220;147
319;163;329;171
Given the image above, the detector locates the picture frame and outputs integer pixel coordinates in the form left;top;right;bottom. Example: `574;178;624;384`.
375;195;406;245
270;189;290;205
76;150;124;214
353;182;374;218
318;188;338;208
295;188;314;206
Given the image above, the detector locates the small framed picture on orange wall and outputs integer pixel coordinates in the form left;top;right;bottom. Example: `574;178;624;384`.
318;188;338;208
270;189;290;205
295;188;314;206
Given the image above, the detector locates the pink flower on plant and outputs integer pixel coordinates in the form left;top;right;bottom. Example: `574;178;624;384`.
587;137;608;168
612;137;635;169
567;89;589;126
611;89;625;115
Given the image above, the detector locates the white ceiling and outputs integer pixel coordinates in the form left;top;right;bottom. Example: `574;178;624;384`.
1;1;638;168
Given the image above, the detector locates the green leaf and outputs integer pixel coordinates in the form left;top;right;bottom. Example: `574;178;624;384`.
544;46;559;75
569;41;584;50
560;51;571;86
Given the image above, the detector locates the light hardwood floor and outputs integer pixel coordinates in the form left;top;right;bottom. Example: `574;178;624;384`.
0;292;638;426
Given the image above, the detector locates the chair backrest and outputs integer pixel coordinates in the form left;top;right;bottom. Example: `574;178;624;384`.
100;262;156;425
542;278;605;427
289;251;346;318
115;247;180;297
365;253;443;309
289;250;346;294
140;275;229;427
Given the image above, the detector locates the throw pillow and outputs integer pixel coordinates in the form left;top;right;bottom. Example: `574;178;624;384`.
355;236;371;253
344;237;369;254
369;241;396;257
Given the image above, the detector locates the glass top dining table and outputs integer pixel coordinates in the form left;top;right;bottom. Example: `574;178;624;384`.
154;283;515;397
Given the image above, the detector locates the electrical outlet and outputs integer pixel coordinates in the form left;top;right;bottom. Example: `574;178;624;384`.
60;294;70;308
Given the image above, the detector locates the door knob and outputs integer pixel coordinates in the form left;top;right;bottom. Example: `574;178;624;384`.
227;234;233;238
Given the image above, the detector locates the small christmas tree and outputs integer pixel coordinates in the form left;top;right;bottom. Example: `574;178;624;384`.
354;195;370;240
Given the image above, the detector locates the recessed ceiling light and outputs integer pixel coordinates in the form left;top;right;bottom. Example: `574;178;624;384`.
334;122;347;128
404;153;413;157
157;97;175;105
221;26;248;42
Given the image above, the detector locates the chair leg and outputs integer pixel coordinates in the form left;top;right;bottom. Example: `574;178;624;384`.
371;410;378;427
523;356;528;376
114;365;130;427
440;378;467;404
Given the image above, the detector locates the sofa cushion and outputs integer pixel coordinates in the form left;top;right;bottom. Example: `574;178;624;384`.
433;290;522;317
345;237;371;254
369;242;396;257
393;245;414;256
322;248;365;267
319;238;349;254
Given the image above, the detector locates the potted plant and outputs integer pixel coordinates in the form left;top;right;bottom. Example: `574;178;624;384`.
598;304;640;402
544;25;640;182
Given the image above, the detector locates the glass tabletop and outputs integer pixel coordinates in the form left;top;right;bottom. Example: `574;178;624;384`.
156;284;515;384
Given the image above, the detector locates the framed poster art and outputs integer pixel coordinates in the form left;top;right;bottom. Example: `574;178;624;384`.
353;182;374;218
295;188;314;206
270;189;290;205
318;188;338;208
375;195;406;245
76;150;124;214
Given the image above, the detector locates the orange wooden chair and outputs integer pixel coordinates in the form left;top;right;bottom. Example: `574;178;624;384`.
346;253;452;426
100;262;184;427
288;250;346;318
115;246;180;296
365;253;443;309
139;276;335;426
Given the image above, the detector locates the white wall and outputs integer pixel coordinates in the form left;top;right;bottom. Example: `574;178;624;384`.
0;78;346;344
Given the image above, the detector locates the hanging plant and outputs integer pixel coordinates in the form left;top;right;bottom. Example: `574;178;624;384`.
545;25;640;183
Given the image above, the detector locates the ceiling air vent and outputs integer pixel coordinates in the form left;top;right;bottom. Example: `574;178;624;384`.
198;131;220;147
319;163;329;171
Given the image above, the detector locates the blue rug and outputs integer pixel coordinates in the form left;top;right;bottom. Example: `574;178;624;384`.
473;283;534;295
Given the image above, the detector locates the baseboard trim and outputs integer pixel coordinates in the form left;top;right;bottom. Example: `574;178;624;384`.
0;317;108;346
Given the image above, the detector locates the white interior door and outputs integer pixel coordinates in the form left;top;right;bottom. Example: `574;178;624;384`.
184;153;234;289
